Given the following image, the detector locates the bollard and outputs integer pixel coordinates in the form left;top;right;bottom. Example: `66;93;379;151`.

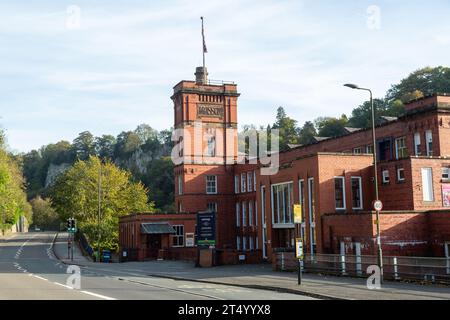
393;257;399;280
340;255;346;275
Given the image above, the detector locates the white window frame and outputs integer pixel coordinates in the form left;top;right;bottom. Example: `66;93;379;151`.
206;175;217;194
442;167;450;180
234;175;239;194
421;167;434;202
242;201;247;226
334;176;346;210
351;176;363;210
397;167;405;182
236;236;241;250
249;237;254;251
247;171;253;193
254;200;258;226
172;225;184;247
248;201;253;226
253;170;257;191
425;130;433;156
353;147;362;154
243;236;247;251
207;135;216;157
382;170;390;184
241;173;246;193
178;175;183;195
395;136;407;159
308;177;316;255
270;181;294;225
414;132;421;156
207;202;217;213
366;145;373;154
236;202;241;227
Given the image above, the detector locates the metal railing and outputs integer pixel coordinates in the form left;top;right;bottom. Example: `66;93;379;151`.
302;253;450;284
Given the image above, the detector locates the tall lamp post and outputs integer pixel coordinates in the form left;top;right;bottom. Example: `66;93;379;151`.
344;83;384;283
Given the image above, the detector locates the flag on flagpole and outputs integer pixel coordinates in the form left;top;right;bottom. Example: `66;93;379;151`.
201;17;208;53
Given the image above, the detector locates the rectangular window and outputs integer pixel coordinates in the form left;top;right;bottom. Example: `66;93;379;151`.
425;130;433;156
207;135;216;156
242;201;247;226
299;180;305;223
353;147;362;154
241;173;246;193
351;177;363;210
206;175;217;194
414;132;421;156
236;202;240;227
207;202;217;213
366;145;374;154
236;236;241;250
253;170;257;191
234;175;239;194
256;236;259;250
397;167;405;182
178;175;183;195
172;225;184;247
243;236;247;251
248;201;253;226
382;170;390;184
334;177;346;210
421;168;434;201
395;137;407;159
442;167;450;180
247;171;253;193
254;200;258;226
271;182;294;224
308;178;316;254
249;237;254;251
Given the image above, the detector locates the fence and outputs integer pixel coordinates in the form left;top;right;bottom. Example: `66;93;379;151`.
77;232;94;257
302;253;450;284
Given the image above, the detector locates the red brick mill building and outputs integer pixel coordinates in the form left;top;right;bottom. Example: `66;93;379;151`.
119;66;450;265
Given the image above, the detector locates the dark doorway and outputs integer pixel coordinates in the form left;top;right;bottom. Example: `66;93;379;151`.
377;138;392;161
146;234;162;259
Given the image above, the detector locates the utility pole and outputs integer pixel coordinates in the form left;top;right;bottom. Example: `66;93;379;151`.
97;163;101;262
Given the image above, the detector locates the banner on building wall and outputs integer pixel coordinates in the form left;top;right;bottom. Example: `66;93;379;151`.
196;211;216;247
293;204;302;223
442;184;450;207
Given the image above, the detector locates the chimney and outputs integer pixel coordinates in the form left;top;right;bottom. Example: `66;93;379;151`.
195;66;208;85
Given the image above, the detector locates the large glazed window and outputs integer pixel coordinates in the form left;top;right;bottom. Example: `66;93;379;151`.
271;182;294;224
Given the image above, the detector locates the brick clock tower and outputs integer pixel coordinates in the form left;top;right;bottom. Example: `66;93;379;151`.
171;67;240;250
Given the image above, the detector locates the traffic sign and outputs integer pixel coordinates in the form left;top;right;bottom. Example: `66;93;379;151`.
373;200;383;211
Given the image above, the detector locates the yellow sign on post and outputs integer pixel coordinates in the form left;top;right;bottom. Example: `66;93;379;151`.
294;204;302;223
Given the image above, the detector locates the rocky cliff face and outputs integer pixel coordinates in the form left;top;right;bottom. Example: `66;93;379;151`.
45;163;71;188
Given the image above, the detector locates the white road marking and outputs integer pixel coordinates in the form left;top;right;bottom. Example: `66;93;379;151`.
80;290;116;300
53;282;74;290
33;275;48;281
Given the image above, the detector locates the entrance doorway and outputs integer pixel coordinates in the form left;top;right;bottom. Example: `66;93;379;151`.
146;234;162;259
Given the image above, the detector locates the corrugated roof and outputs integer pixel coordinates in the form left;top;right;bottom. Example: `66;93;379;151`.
141;223;176;234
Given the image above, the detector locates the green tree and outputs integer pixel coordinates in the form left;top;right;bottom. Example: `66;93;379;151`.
315;115;348;137
298;121;317;145
50;156;154;251
94;135;116;160
72;131;95;160
386;66;450;103
30;196;59;229
272;106;300;151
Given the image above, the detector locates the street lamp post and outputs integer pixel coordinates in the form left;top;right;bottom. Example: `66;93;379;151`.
344;84;384;283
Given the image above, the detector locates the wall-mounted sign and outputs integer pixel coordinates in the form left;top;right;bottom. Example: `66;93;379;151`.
293;204;302;223
185;233;195;247
196;211;216;247
197;104;224;119
442;184;450;207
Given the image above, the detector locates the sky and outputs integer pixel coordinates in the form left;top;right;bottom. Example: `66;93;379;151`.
1;0;450;152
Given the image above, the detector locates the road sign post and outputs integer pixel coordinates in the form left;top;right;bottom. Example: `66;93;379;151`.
293;204;303;285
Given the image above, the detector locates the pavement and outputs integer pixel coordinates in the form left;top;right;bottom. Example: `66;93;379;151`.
0;231;313;300
49;232;450;300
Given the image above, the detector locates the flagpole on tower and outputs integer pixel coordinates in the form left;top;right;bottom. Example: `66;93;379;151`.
201;16;207;84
